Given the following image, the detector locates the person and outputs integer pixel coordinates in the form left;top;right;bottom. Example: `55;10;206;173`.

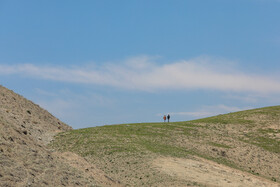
167;114;170;122
163;115;166;122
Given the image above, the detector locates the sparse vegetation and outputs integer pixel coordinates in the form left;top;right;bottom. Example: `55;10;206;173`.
208;142;232;149
0;85;103;187
50;106;280;186
2;85;280;186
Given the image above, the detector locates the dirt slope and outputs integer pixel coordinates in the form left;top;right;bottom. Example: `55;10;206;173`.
0;86;119;187
154;156;279;187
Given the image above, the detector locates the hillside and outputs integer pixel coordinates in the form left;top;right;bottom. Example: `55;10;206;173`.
1;85;280;186
0;86;119;187
50;106;280;186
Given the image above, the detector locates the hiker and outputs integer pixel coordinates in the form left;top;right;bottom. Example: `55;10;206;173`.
167;114;170;122
163;115;166;122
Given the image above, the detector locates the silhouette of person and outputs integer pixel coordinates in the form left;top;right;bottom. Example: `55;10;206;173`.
167;114;170;122
163;115;166;122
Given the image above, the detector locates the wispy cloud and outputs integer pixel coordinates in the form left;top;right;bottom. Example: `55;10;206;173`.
1;56;280;94
34;89;115;128
164;105;252;118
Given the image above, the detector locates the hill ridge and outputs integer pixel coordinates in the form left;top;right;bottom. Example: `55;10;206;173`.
51;105;280;186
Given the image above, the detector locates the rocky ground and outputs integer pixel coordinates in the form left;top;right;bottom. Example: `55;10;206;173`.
0;85;118;187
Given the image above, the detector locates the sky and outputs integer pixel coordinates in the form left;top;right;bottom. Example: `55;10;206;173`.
0;0;280;129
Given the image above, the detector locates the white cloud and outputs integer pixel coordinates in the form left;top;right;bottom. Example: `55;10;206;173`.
1;56;280;94
35;88;58;97
34;89;115;128
224;94;259;103
165;105;252;118
37;98;74;119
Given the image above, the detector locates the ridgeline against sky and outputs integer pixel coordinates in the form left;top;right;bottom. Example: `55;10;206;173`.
0;0;280;128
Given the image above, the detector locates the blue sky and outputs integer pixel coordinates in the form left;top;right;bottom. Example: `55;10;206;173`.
1;0;280;128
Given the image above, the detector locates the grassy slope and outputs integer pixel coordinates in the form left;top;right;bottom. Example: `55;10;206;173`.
50;106;280;186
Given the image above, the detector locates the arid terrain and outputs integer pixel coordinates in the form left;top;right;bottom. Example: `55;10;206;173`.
50;107;280;186
1;85;280;186
0;86;119;187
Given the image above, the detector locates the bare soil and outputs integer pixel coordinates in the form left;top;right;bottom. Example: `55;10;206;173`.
0;85;118;186
154;156;280;187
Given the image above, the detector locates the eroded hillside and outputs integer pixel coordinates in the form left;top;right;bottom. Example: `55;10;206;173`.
0;86;118;187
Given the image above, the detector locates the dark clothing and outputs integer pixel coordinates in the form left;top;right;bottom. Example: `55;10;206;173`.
167;114;170;122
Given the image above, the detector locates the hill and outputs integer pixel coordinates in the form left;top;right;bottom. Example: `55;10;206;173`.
0;85;119;187
50;106;280;186
1;85;279;186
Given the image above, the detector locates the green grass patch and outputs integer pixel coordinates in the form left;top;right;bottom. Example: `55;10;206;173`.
258;128;280;134
191;115;253;125
241;133;280;153
251;136;280;153
50;122;195;158
208;142;232;149
139;140;190;157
